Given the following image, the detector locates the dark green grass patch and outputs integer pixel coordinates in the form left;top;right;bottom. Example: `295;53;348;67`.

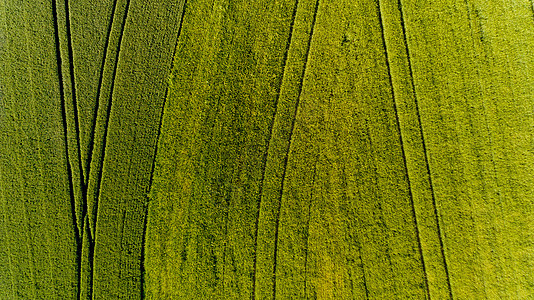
1;0;183;299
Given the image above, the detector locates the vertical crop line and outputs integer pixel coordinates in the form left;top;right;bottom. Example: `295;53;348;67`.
64;0;87;223
139;206;149;299
91;0;131;239
165;0;188;77
145;0;188;200
220;189;233;298
52;0;81;298
250;0;299;298
85;220;95;300
342;164;370;300
397;0;454;298
364;119;397;287
85;0;119;184
272;0;320;298
89;0;132;297
0;3;12;291
141;1;188;298
375;0;430;298
115;209;128;292
464;1;517;297
361;259;370;300
303;159;318;299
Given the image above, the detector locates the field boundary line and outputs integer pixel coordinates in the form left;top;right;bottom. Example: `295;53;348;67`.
250;0;300;298
397;0;454;297
145;0;189;209
272;0;320;297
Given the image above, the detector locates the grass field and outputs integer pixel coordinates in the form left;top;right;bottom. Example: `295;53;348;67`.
1;0;534;299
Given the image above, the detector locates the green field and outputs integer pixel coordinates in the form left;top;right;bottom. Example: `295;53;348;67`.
1;0;534;299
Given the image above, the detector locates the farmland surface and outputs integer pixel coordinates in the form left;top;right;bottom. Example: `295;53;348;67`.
1;0;185;298
1;0;534;299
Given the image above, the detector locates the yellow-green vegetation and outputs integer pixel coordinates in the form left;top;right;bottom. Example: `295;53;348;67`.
397;0;534;298
1;0;534;299
146;0;534;299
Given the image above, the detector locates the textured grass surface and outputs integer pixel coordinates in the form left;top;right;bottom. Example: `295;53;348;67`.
1;0;534;299
146;0;534;299
1;0;183;298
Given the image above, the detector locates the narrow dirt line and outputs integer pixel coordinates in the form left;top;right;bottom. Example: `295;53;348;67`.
86;0;131;237
303;158;318;299
64;0;86;212
90;0;132;235
88;1;132;297
347;167;370;300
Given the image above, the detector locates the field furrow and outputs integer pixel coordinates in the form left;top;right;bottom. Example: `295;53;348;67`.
250;0;299;295
2;0;534;299
376;0;431;297
1;1;79;299
89;1;185;297
378;0;455;298
70;0;116;183
86;0;131;239
2;0;184;299
400;0;534;298
271;0;320;297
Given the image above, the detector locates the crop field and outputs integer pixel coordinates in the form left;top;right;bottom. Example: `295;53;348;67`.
1;0;184;298
1;0;534;299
